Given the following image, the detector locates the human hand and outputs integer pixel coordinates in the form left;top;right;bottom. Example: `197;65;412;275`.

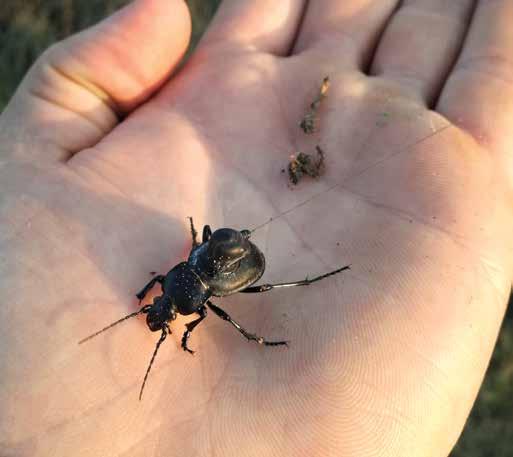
1;1;512;456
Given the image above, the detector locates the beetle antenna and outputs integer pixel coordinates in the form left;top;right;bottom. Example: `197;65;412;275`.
139;325;169;401
78;305;152;345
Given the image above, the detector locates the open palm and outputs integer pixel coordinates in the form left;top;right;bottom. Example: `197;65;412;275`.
1;1;512;456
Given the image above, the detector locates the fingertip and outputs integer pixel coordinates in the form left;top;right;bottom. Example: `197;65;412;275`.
72;0;192;111
29;0;192;114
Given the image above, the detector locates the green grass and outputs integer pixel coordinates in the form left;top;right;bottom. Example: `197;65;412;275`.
451;302;513;457
1;2;512;455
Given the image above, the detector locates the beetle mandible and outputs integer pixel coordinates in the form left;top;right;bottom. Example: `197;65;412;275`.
79;217;350;399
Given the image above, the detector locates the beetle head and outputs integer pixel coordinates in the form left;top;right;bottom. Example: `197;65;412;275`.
145;296;175;332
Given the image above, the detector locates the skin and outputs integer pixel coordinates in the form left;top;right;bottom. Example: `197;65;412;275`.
1;0;512;455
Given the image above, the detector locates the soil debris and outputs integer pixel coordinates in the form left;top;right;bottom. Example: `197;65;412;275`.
299;76;330;134
287;146;325;185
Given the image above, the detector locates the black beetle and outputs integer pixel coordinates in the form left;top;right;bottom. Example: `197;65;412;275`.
79;217;350;399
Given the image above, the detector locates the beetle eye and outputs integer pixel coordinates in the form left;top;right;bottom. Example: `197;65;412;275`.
240;229;251;239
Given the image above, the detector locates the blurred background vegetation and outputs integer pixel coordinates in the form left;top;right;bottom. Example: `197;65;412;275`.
1;1;511;455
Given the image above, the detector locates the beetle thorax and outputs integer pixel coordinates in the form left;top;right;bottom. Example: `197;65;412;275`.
164;262;211;316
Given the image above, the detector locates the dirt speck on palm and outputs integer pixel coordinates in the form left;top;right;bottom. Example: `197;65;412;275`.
288;146;325;185
299;76;330;134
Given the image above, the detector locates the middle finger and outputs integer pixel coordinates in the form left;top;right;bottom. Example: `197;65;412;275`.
292;0;399;68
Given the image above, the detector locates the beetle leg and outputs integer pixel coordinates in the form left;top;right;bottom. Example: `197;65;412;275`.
202;225;212;243
240;265;350;293
136;275;165;304
181;306;207;355
207;301;288;347
188;217;199;248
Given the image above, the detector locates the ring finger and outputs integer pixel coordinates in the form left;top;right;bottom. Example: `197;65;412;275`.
369;0;475;105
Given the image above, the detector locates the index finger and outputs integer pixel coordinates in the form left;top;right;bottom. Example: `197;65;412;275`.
197;0;306;56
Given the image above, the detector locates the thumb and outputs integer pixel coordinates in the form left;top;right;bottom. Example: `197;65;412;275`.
2;0;191;160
